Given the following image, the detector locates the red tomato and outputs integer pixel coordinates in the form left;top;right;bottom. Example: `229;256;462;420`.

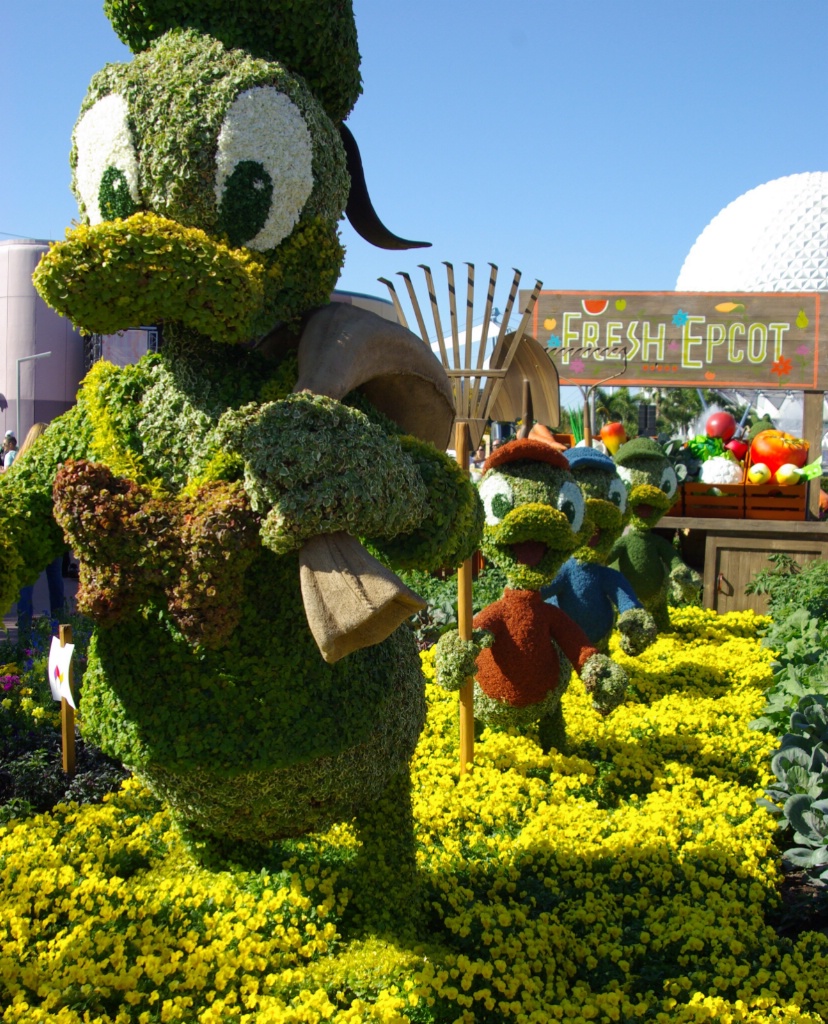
724;438;749;461
749;430;809;479
706;412;737;441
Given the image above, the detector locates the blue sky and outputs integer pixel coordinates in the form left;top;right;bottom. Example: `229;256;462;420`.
2;0;827;327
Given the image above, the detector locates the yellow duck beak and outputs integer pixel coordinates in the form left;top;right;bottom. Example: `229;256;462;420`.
33;211;267;346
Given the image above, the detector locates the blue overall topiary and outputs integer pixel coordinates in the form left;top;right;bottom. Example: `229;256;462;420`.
542;446;656;654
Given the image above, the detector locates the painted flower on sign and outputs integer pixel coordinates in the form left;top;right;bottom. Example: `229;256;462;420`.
672;309;689;327
770;356;793;378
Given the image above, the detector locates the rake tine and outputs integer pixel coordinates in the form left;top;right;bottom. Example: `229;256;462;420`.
442;262;461;374
417;265;450;373
476;269;522;419
483;279;543;420
489;268;521;370
469;263;497;418
397;272;432;350
378;277;410;332
441;262;465;416
463;263;475;372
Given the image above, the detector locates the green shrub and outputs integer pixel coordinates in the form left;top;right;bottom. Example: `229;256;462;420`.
763;695;828;886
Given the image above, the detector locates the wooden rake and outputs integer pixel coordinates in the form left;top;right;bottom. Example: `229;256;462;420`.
380;264;542;775
380;263;543;451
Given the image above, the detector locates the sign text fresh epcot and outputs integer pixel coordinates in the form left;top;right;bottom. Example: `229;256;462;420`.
524;291;824;390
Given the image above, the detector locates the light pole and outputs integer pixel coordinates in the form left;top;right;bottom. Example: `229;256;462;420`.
16;351;52;443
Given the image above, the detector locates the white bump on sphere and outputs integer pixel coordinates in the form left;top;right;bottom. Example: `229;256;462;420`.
676;172;828;292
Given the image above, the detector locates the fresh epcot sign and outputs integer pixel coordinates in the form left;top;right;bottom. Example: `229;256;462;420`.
525;290;824;390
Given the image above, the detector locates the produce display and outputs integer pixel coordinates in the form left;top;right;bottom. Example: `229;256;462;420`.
750;429;809;482
672;412;821;518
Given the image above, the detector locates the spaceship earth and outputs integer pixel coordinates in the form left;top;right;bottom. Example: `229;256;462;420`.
676;171;828;292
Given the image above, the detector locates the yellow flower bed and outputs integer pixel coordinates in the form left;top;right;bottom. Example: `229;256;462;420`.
2;606;828;1023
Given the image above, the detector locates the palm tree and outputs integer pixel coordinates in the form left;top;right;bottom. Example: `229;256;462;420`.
647;387;704;437
593;386;639;438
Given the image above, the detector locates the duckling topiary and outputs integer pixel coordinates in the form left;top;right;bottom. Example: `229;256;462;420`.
608;437;701;632
434;439;628;754
541;446;656;655
0;0;481;856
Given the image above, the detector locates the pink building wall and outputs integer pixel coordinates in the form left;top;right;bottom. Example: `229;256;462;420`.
0;240;85;442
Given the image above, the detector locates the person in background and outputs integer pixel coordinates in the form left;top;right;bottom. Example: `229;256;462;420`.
11;423;66;636
2;432;18;470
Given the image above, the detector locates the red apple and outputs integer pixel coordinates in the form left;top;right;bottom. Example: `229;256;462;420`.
724;438;749;461
706;411;737;441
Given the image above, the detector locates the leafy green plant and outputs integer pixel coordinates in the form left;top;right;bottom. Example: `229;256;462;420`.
746;553;828;620
399;564;508;648
763;696;828;885
563;406;584;443
748;558;828;733
660;436;696;482
0;725;130;821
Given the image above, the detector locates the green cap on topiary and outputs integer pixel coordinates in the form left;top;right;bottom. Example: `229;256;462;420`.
102;0;362;122
613;437;665;466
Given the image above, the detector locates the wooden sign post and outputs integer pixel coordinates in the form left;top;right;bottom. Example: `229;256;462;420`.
59;625;75;777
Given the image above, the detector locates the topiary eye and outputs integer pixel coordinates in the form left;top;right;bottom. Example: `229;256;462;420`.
73;93;141;225
659;466;678;498
217;161;274;248
607;478;627;513
557;481;585;532
215;86;314;251
479;473;514;526
99;165;138;221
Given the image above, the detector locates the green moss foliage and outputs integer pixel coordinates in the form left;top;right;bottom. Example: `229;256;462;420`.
483;501;581;592
434;630;492;692
368;435;484;572
0;341;467;844
103;0;362;122
36;30;351;337
79;550;425;841
216;392;429;554
614;437;667;465
0;406;93;612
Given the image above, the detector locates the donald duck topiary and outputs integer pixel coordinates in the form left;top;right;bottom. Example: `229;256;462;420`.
541;447;656;655
434;439;628;754
608;437;701;632
0;0;482;856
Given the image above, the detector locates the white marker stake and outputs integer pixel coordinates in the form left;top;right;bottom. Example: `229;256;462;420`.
49;630;76;776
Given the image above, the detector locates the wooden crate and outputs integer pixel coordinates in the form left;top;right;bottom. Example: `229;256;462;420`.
744;482;807;521
683;482;745;519
744;449;809;520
